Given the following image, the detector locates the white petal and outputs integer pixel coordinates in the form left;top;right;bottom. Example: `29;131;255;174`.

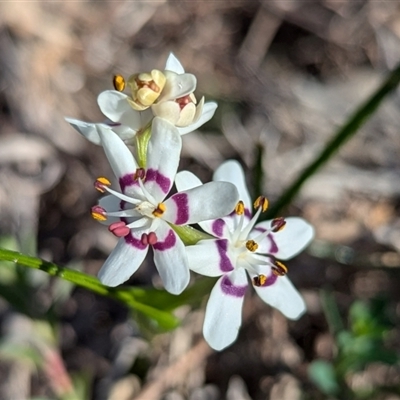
186;239;234;276
98;235;149;286
214;160;252;211
176;103;196;127
252;274;306;320
151;101;180;125
96;125;138;181
158;71;197;102
98;90;144;129
163;181;239;225
152;221;190;294
255;217;314;259
176;101;217;135
165;53;185;74
144;118;182;203
203;269;248;350
65;117;102;145
175;170;202;192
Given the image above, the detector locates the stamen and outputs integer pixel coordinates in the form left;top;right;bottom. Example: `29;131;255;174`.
108;221;130;237
140;232;157;246
91;205;107;221
271;217;286;232
254;196;269;212
141;233;149;245
235;201;245;215
95;177;111;193
239;207;262;242
137;178;157;205
272;261;288;276
100;185;141;205
152;203;166;218
113;74;126;91
133;168;146;181
246;239;258;252
147;232;158;245
253;274;267;287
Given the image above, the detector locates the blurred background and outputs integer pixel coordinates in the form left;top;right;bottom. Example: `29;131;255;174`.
1;1;400;399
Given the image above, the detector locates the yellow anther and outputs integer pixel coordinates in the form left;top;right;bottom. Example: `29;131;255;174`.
91;212;107;221
253;274;267;287
235;201;245;215
272;261;288;277
95;177;111;193
113;74;126;91
246;239;259;252
254;196;269;212
152;202;167;218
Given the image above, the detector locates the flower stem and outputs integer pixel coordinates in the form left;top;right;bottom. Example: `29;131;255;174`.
264;63;400;219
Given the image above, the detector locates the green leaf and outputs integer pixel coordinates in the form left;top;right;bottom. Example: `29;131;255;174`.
309;360;340;395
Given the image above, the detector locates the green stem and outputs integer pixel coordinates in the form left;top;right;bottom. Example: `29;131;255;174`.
0;248;176;326
264;63;400;219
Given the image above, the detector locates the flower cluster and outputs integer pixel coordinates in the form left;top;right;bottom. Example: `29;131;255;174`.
66;53;314;350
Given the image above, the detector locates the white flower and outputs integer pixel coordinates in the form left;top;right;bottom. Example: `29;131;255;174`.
175;160;314;350
66;53;217;145
91;119;239;294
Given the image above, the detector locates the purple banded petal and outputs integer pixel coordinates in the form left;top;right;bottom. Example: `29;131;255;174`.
203;269;248;350
255;217;314;259
186;239;234;277
98;235;149;287
252;272;306;320
145;118;181;202
165;53;185;74
163;181;239;225
177;102;218;135
152;221;190;294
96;125;138;182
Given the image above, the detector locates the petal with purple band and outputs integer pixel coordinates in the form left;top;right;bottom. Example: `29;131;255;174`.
98;235;149;287
163;181;239;225
152;221;190;294
145;118;182;202
186;239;234;277
203;269;248;351
255;217;314;259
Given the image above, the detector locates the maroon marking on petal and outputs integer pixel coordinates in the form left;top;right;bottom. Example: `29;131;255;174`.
121;216;147;249
153;229;176;251
124;231;147;249
211;219;225;237
171;193;189;224
267;233;278;254
216;240;234;272
119;174;139;192
220;275;247;297
146;168;171;194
